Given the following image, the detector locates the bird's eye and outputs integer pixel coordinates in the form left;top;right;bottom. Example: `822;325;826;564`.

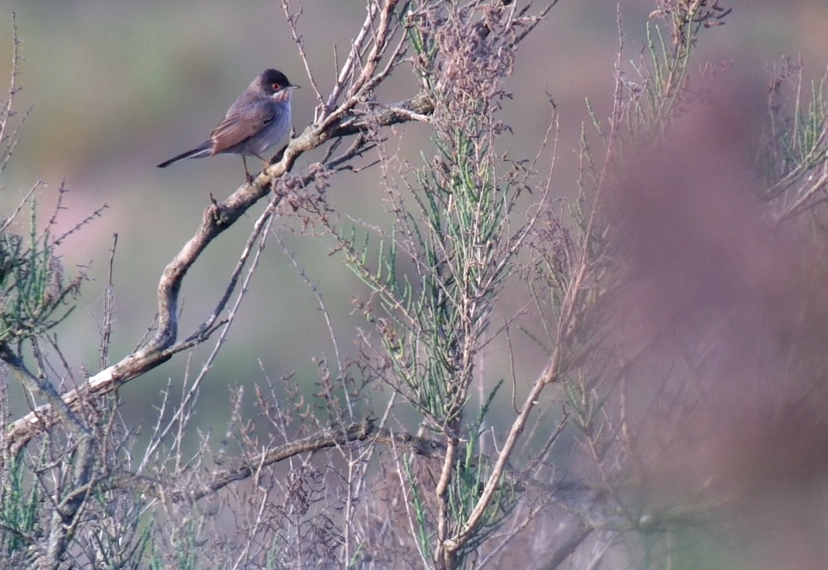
272;83;282;91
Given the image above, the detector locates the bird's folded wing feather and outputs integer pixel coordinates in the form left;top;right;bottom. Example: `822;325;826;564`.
209;103;275;155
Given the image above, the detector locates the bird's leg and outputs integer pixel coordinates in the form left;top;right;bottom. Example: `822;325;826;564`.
242;156;253;183
252;152;272;167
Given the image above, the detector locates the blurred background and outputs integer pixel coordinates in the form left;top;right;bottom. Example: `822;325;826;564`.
0;0;826;434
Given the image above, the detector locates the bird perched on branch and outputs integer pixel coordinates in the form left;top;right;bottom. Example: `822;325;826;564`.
158;68;299;181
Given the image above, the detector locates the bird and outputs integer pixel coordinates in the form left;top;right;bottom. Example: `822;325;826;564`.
157;69;299;180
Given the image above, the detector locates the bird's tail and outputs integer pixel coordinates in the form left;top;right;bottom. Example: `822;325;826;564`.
157;141;212;168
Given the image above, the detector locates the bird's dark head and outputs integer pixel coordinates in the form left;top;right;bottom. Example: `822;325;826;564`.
260;69;299;96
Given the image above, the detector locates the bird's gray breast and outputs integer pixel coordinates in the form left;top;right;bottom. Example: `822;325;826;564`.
243;104;291;155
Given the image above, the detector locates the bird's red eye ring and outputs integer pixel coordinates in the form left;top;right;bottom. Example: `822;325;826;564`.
272;83;282;91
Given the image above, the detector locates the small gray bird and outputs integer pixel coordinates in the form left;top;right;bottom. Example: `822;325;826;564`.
158;69;299;180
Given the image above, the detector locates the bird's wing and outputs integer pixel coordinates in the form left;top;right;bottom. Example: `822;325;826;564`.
208;102;275;155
